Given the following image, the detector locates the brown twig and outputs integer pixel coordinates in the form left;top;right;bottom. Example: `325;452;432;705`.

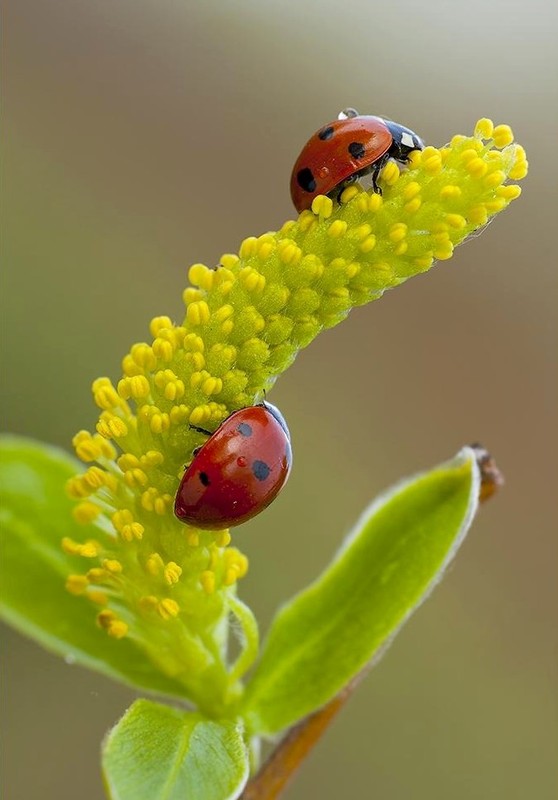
240;445;503;800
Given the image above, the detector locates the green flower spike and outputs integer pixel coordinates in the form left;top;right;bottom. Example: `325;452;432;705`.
63;118;527;715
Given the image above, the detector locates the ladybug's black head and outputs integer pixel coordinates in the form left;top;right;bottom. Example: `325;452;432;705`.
383;119;424;161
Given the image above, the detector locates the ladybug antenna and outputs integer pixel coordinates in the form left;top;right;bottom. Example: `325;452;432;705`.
338;107;359;120
189;424;213;436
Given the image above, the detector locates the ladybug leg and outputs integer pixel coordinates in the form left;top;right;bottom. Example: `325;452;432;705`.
189;424;213;436
370;167;383;195
370;152;391;195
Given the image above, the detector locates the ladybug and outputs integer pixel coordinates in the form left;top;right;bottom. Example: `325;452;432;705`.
290;108;425;213
174;402;292;530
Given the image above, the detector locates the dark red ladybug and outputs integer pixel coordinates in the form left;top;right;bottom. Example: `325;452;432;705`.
174;402;292;530
290;108;425;213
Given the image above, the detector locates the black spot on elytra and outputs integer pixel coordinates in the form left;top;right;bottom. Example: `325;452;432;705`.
318;126;335;141
199;471;210;486
237;422;253;437
348;141;366;160
297;167;316;193
252;460;271;481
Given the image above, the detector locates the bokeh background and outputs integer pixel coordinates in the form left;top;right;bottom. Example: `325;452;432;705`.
2;1;557;798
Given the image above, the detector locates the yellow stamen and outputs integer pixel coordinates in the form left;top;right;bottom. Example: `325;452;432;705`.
158;598;180;619
146;553;164;576
201;571;216;595
66;575;88;595
72;502;102;524
164;562;182;585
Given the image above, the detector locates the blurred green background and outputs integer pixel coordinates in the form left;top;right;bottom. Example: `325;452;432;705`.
2;1;557;798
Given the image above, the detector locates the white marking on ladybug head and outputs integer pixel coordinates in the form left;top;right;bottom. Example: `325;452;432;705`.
401;131;415;148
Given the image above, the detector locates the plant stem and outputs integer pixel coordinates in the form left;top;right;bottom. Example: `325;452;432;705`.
240;444;503;800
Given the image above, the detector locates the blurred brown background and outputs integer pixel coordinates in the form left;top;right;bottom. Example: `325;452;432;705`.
2;1;557;798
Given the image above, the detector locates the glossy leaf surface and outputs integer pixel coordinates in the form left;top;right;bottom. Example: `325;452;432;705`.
0;436;188;697
103;699;249;800
242;448;480;735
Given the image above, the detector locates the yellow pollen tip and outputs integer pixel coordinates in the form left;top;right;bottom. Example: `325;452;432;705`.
108;620;129;639
188;264;214;291
422;152;442;175
118;375;151;400
403;182;421;200
328;220;348;238
164;562;183;585
223;567;240;586
311;195;333;218
124;468;149;488
407;150;422;168
445;214;467;229
65;476;91;499
66;575;89;595
497;184;522;200
201;570;216;594
339;184;361;204
146;552;165;576
80;541;102;558
152;337;175;362
87;590;109;605
474;118;494;139
360;234;377;253
189;404;213;426
158;598;180;620
87;567;108;582
123;522;144;542
389;223;408;243
187;531;200;547
149;315;173;336
466;157;488;178
142;450;165;466
202;376;223;396
224;550;249;580
380;161;400;185
62;538;101;558
97;611;128;638
96;413;128;439
139;595;159;613
72;501;102;524
97;609;115;626
215;530;231;547
468;206;489;226
186;300;210;326
404;198;421;214
72;430;104;462
239;266;267;290
483;170;506;189
102;559;123;574
440;185;462;200
492;124;514;148
239;236;258;259
61;537;80;555
118;453;139;470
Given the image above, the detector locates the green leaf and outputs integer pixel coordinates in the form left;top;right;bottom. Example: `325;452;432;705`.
0;435;188;698
102;699;249;800
242;447;480;735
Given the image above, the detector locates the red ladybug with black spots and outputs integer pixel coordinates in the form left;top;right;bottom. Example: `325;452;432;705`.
290;108;425;213
174;402;292;530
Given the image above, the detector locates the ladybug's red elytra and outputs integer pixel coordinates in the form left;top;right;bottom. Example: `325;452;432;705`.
174;402;292;530
290;108;425;213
